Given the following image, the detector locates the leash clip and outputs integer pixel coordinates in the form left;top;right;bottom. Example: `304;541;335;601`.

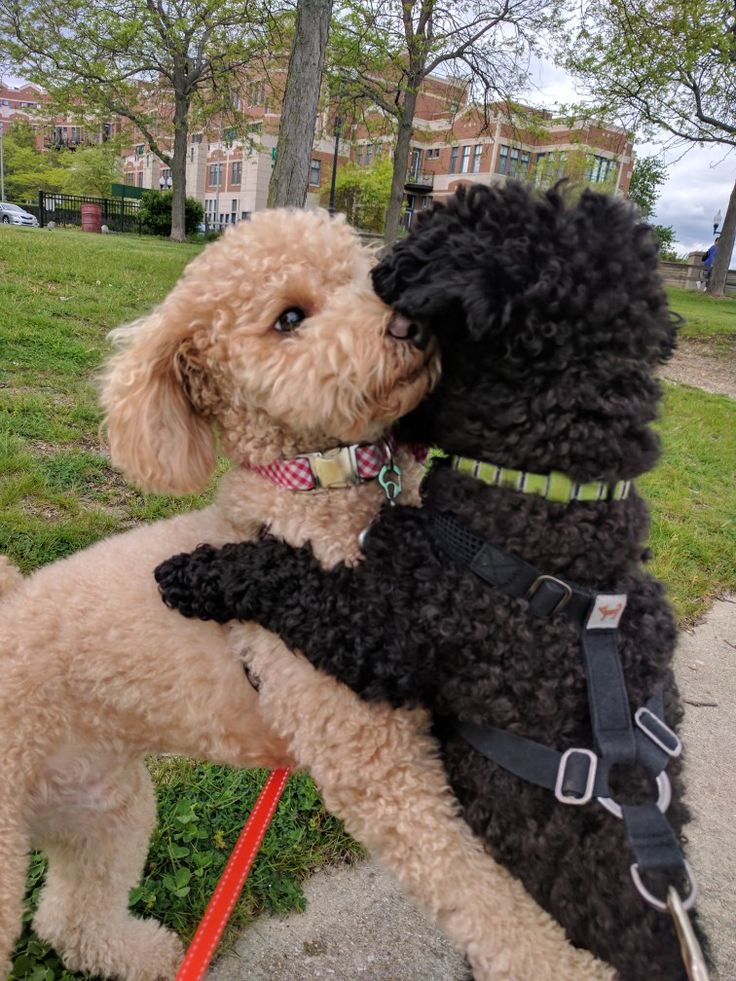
378;440;402;504
667;883;710;981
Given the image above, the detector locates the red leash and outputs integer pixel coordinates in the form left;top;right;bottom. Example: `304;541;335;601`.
175;768;291;981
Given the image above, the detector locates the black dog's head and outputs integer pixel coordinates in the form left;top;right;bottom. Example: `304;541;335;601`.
375;182;678;481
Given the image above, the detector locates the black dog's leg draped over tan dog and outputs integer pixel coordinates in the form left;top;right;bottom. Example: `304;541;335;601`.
157;183;708;980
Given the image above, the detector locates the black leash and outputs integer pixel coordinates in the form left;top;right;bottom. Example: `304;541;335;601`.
429;509;707;979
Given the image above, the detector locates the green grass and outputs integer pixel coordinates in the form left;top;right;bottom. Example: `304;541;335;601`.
1;227;735;977
642;385;736;622
667;286;736;354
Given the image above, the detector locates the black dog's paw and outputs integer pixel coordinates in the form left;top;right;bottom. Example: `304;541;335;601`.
155;544;234;622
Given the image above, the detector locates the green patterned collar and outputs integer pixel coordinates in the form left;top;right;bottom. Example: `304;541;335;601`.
451;455;631;504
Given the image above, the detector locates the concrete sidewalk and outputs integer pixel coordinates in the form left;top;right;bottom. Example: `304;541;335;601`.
209;598;736;980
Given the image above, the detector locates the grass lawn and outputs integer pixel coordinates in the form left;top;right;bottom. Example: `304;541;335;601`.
1;227;734;976
666;286;736;355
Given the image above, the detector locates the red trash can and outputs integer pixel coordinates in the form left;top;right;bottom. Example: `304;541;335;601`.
80;203;103;233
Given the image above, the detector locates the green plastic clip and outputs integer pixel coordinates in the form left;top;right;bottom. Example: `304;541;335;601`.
378;462;402;504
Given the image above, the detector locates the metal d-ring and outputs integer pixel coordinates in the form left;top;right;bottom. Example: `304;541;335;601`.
597;771;672;819
630;860;698;913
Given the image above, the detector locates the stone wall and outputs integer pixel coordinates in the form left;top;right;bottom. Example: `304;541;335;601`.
660;252;736;295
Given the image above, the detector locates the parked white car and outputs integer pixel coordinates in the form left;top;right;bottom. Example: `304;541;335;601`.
0;202;39;227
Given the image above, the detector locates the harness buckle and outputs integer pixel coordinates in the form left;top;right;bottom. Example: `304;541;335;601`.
597;771;672;819
525;575;573;615
555;748;598;805
635;706;682;758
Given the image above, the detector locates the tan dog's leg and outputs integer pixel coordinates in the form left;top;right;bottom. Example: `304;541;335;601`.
0;795;30;978
32;759;183;981
242;628;614;981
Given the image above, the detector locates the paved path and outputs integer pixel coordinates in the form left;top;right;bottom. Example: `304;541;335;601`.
660;339;736;400
209;599;736;980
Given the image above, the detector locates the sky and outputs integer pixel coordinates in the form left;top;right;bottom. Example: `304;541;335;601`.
530;59;734;263
4;60;733;262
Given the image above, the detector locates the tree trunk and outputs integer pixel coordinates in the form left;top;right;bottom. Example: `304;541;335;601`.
384;84;418;245
708;175;736;297
170;85;190;243
268;0;333;209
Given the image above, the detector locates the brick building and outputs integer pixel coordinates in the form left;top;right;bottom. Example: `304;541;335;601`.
3;72;632;228
0;80;119;152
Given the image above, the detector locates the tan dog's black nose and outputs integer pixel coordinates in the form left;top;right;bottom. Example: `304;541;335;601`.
387;312;430;349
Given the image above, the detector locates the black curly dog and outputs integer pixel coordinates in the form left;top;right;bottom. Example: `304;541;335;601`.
156;183;708;979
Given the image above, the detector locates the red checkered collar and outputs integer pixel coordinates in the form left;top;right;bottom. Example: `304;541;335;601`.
245;435;399;492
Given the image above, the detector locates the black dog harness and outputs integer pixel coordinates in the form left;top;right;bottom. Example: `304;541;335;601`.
429;508;708;980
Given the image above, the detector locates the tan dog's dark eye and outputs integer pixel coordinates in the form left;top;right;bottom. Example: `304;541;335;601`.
274;307;306;332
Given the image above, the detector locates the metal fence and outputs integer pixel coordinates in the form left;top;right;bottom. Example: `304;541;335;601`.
27;191;143;234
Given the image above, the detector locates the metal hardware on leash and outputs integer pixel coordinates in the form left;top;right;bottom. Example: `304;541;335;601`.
378;440;402;504
630;859;698;913
667;885;710;981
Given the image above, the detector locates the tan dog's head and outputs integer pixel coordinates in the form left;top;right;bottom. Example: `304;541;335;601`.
101;209;439;493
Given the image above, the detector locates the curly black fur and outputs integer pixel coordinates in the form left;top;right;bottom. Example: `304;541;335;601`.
156;183;706;979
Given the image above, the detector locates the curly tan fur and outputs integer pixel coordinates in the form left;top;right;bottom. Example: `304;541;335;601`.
0;556;23;597
1;209;607;980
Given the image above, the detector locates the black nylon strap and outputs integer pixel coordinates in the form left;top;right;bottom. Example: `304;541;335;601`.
581;629;637;764
623;803;685;871
457;688;673;803
458;721;611;799
430;511;593;626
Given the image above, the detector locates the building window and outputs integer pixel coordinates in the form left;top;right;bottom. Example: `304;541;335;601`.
136;172;143;187
248;81;265;106
588;155;614;184
356;144;363;166
497;146;509;175
125;172;133;185
309;158;321;186
241;211;251;221
191;133;202;144
231;200;238;222
449;146;459;173
209;162;223;186
472;144;482;174
223;126;237;143
509;147;519;176
461;145;471;173
231;160;242;184
135;143;145;158
410;148;422;178
365;143;372;165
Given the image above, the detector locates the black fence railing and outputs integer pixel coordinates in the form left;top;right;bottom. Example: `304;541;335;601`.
31;191;143;234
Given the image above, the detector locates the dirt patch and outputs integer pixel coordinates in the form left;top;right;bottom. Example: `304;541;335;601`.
21;500;67;521
661;338;736;399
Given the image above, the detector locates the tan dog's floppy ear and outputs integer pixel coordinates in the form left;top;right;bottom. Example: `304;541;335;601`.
101;308;217;494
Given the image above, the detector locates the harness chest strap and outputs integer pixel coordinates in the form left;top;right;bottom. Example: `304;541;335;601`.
428;509;694;894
